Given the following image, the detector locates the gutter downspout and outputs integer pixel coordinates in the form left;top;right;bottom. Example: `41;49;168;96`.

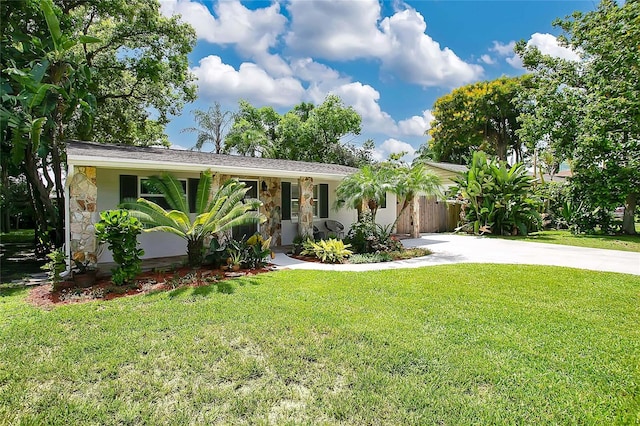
63;164;74;275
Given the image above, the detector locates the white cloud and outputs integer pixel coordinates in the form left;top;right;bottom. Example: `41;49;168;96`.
373;138;417;162
161;0;290;76
492;34;580;69
480;54;496;65
528;33;580;61
192;55;304;107
327;83;398;134
285;1;483;87
397;110;434;137
491;40;516;56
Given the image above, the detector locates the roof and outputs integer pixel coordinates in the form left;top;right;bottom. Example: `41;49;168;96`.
66;140;359;179
423;161;468;173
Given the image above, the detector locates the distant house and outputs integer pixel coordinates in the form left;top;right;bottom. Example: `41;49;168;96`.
65;141;397;264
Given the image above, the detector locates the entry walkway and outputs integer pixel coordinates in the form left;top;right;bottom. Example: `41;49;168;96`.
271;234;640;276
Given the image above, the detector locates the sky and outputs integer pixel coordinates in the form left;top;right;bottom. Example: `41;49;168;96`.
160;0;592;161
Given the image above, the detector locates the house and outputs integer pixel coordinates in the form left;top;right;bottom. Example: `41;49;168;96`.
65;140;397;264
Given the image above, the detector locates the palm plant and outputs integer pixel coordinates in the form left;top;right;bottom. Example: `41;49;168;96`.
120;170;265;266
182;103;234;153
335;165;390;221
389;163;443;238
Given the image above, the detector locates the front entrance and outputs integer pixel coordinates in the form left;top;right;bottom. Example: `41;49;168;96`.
232;180;258;241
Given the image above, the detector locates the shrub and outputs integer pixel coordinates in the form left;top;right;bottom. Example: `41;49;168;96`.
301;238;353;263
95;210;144;285
345;212;403;254
205;233;273;270
453;151;542;236
41;248;66;288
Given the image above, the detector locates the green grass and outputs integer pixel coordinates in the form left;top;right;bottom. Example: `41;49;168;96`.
1;265;639;424
491;229;640;252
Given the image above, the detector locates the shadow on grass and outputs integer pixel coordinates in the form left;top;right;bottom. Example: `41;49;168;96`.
0;284;28;298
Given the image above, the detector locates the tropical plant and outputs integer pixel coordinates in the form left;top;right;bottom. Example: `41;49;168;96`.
387;162;443;238
182;102;235;153
348;252;394;264
344;212;403;254
336;165;390;221
94;209;144;286
120;171;265;267
41;247;66;288
301;238;353;264
453;151;541;236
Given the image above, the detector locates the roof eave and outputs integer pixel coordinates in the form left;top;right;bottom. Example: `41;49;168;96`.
67;155;351;180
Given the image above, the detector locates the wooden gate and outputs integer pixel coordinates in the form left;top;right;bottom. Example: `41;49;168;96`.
395;197;460;234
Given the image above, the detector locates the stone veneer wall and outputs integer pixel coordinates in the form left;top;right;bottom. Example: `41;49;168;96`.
298;176;314;238
69;166;98;265
259;177;282;246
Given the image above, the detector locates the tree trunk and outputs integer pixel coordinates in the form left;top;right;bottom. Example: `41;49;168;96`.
622;192;637;235
187;238;204;267
410;196;421;238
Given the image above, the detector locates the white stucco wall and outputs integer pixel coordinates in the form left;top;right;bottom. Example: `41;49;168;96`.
96;168;200;263
95;169;362;260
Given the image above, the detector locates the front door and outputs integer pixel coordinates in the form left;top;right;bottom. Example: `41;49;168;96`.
232;180;259;241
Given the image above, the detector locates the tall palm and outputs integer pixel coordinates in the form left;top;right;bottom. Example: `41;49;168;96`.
182;103;234;153
390;163;443;238
335;165;390;221
120;170;265;266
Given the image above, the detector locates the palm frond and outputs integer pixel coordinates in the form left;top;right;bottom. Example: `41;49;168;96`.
195;169;213;214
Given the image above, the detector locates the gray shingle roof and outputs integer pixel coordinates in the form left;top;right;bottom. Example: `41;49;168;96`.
66;140;359;177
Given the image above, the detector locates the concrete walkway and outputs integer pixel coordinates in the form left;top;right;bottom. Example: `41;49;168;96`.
271;234;640;276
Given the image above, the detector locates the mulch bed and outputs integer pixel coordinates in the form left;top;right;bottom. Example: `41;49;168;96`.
27;265;275;309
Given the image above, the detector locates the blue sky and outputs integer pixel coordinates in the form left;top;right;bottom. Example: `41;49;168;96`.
160;0;591;160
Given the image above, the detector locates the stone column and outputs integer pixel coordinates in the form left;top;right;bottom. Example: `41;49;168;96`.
259;178;282;246
298;177;314;238
69;166;98;266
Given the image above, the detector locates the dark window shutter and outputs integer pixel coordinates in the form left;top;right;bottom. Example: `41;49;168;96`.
120;175;137;202
188;178;200;213
381;192;387;209
281;181;291;220
319;183;329;218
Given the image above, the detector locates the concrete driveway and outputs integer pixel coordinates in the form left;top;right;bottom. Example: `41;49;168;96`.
272;234;640;276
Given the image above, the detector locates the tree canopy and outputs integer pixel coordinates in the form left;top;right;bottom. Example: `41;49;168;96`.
1;0;196;250
427;75;532;164
516;0;639;234
224;95;372;167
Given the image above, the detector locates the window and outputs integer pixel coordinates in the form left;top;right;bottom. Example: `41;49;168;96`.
139;178;187;210
283;182;328;220
380;192;387;209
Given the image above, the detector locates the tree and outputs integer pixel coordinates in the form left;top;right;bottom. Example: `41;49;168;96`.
1;0;196;252
121;171;265;267
335;166;390;221
516;0;639;234
224;95;371;167
428;76;532;164
387;163;443;238
182;103;235;153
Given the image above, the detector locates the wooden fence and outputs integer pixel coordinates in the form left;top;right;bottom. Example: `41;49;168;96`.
395;197;461;234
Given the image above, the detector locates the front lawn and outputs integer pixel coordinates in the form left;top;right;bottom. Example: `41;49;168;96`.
1;265;639;424
491;229;640;252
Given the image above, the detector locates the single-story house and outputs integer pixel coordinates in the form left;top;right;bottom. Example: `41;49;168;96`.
65;140;397;264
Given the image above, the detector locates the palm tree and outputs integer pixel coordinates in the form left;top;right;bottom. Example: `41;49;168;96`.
182;103;234;153
120;170;265;266
335;165;390;221
389;163;443;238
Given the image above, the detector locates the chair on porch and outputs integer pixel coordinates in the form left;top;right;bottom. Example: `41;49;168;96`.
313;225;325;240
324;220;345;238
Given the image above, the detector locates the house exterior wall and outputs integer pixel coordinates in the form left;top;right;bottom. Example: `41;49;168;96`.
69;166;99;266
93;168;356;261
